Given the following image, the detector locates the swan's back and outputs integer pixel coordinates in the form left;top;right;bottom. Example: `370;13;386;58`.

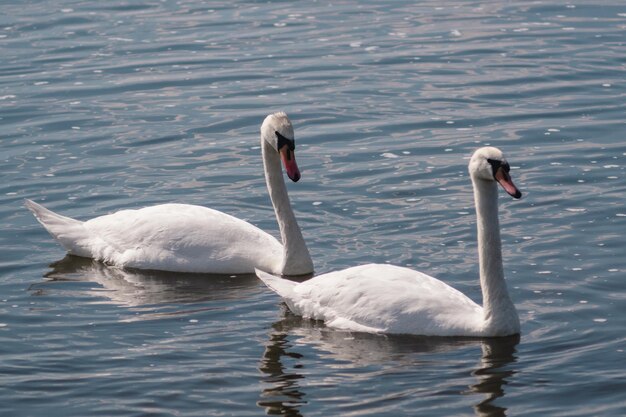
258;264;485;336
28;200;284;274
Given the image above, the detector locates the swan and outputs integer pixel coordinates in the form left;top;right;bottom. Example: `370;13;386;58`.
26;112;314;275
256;147;522;337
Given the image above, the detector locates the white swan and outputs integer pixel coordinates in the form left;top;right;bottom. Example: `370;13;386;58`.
26;112;314;276
256;147;522;337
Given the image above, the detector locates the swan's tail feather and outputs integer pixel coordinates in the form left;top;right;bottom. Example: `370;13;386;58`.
255;268;297;300
25;199;91;257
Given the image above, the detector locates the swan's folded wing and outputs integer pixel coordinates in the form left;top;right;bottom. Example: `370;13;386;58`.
290;264;484;336
83;204;284;274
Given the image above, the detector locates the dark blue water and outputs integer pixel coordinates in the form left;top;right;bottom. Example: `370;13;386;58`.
1;1;625;416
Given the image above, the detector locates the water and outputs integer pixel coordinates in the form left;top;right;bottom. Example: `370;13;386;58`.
1;1;625;415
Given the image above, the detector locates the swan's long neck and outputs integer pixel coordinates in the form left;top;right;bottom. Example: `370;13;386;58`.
472;178;519;333
262;140;313;275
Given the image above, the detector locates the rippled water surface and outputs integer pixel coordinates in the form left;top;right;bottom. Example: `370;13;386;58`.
2;1;625;416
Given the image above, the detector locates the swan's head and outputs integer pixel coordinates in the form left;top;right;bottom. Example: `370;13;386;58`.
469;147;522;199
261;112;301;182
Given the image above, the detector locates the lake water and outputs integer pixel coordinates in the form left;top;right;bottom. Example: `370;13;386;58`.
1;1;625;416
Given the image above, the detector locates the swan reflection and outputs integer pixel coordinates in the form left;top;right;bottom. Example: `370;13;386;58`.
29;255;259;318
258;309;519;417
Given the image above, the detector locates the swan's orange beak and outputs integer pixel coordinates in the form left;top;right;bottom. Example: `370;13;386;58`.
279;145;301;182
495;166;522;199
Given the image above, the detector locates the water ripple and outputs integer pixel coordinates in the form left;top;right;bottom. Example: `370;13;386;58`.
1;1;625;416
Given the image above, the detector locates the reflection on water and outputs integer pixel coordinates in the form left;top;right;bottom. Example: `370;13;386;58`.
470;336;519;417
258;326;307;417
259;309;519;417
28;255;260;316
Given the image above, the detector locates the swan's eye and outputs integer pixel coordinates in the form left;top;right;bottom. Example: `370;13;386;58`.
276;131;295;151
487;158;511;179
487;158;503;177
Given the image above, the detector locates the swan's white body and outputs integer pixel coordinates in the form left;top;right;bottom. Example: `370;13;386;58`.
256;264;488;335
26;112;314;275
27;201;284;274
257;147;522;337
